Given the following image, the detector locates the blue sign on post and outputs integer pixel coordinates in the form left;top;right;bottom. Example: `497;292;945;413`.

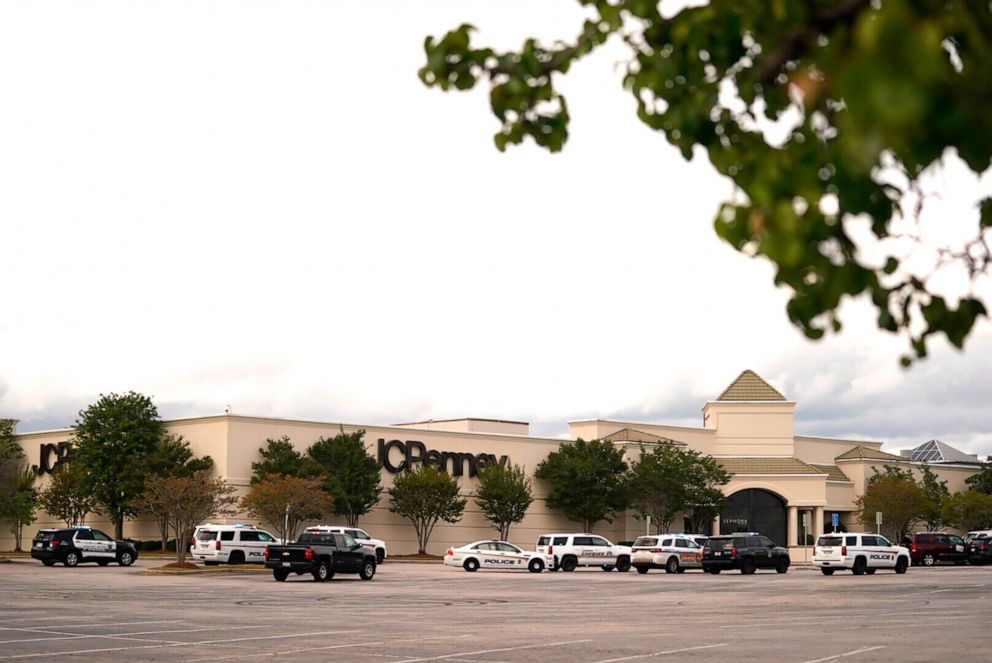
831;512;839;529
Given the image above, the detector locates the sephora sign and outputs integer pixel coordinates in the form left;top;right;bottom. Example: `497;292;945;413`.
377;438;508;478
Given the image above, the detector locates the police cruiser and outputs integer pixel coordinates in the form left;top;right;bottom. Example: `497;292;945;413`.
444;540;551;573
31;526;138;567
813;532;910;575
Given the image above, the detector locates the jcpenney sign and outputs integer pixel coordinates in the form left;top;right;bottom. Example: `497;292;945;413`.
32;442;74;475
377;438;508;478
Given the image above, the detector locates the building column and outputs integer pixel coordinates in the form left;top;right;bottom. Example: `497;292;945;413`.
711;514;720;536
813;506;824;539
787;506;798;547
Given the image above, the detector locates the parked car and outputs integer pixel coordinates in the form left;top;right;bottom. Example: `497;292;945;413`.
963;530;992;544
190;524;279;565
967;533;992;565
302;525;387;563
630;534;704;574
536;533;632;572
444;540;550;573
263;531;376;582
701;533;790;574
901;532;968;566
813;533;909;575
31;526;138;568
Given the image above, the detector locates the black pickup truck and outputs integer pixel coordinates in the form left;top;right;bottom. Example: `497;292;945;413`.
264;531;377;582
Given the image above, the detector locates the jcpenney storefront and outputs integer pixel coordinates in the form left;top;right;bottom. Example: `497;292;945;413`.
6;370;982;558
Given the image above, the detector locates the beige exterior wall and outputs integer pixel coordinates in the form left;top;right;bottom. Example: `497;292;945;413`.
4;394;983;553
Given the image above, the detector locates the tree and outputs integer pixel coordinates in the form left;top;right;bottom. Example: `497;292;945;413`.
388;465;466;554
856;466;928;541
250;436;320;484
0;420;37;551
474;462;533;541
136;471;238;563
965;461;992;494
143;434;215;550
307;430;382;527
420;2;992;363
39;462;95;527
941;491;992;532
534;438;629;532
919;462;950;530
241;475;331;544
72;392;165;539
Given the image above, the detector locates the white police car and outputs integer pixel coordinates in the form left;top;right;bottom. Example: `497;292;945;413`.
444;540;551;573
191;524;279;565
813;533;910;575
302;525;388;563
631;534;704;574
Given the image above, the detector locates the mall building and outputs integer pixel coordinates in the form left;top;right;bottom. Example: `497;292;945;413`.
5;370;984;559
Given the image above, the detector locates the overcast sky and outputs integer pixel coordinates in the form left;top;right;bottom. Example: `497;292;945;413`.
2;1;990;458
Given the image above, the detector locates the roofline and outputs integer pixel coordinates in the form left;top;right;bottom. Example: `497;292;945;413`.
701;400;797;410
392;417;530;426
567;418;712;434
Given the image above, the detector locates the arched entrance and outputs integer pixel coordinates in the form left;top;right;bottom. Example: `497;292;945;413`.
720;489;787;546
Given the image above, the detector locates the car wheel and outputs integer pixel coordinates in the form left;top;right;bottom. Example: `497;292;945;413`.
528;558;544;573
894;557;909;574
312;561;332;582
616;557;631;573
866;568;876;575
463;558;479;573
665;557;680;574
740;559;756;575
560;556;578;572
820;568;835;576
117;551;134;567
42;560;56;567
376;548;385;564
852;557;867;575
359;560;376;580
776;558;790;574
229;551;245;565
635;566;649;574
63;551;80;568
601;565;614;572
273;569;289;581
922;553;936;567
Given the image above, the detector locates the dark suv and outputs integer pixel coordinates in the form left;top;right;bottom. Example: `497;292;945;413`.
31;527;138;568
968;534;992;565
900;532;967;566
702;533;790;574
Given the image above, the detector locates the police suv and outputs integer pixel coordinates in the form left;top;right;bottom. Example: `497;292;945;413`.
536;533;633;572
191;524;279;565
302;526;388;563
813;533;910;575
31;526;138;567
631;534;704;574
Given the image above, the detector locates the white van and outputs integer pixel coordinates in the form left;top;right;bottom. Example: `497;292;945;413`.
191;524;279;565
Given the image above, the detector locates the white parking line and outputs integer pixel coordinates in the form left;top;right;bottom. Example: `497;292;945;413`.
801;646;886;663
0;624;274;644
590;643;728;663
388;638;594;663
0;629;365;660
0;620;185;632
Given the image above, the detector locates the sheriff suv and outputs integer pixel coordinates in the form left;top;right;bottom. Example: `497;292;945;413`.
701;533;790;574
813;533;909;575
191;524;279;565
31;527;138;568
536;533;632;572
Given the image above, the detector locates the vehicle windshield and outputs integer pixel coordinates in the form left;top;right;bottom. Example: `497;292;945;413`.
33;531;56;541
705;538;735;551
817;536;843;547
196;530;218;541
633;537;658;547
349;530;370;540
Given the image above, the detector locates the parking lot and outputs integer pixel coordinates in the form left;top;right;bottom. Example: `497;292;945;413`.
0;559;989;662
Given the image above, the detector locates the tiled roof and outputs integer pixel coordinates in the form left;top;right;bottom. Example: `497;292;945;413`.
601;428;685;446
809;464;851;482
835;445;907;462
904;439;982;465
717;457;824;475
716;370;786;401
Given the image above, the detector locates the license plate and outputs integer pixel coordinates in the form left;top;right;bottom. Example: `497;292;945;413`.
713;551;722;556
34;543;41;549
282;562;290;567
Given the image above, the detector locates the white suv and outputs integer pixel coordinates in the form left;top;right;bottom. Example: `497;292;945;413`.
813;533;910;575
536;533;632;572
303;525;388;563
191;524;279;565
631;534;704;574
